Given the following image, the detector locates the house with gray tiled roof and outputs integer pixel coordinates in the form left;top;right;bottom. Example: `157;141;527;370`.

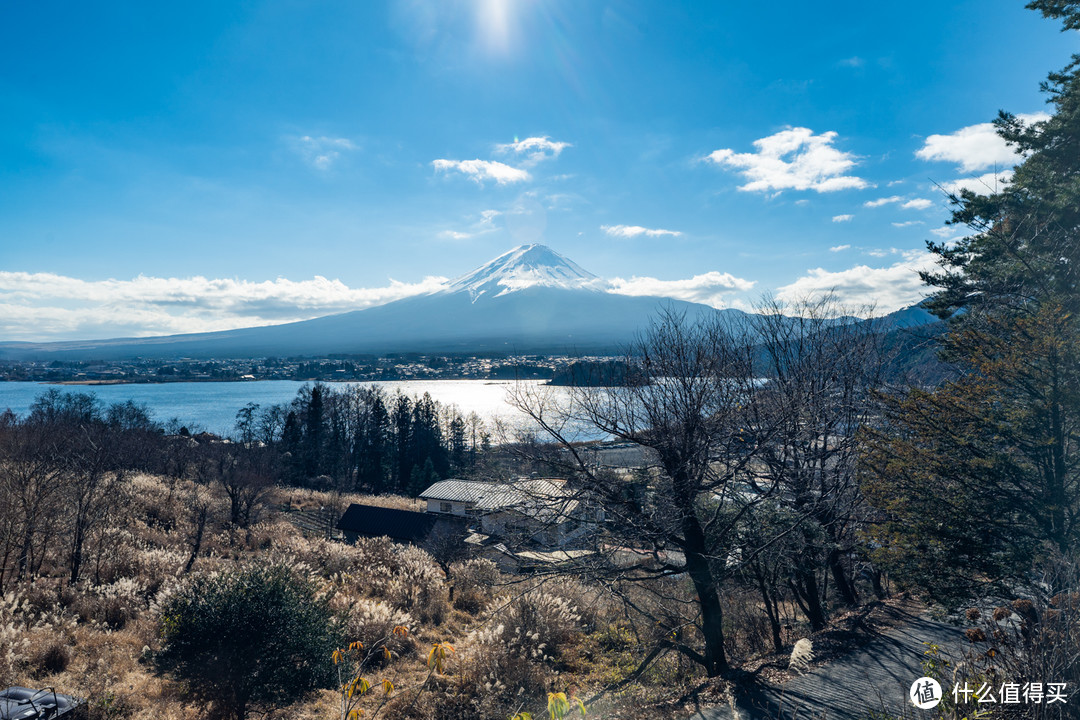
419;477;602;548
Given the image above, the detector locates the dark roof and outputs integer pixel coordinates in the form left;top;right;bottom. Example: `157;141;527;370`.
336;504;463;543
1;687;83;719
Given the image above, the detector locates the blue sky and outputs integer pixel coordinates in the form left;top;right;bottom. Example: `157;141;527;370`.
1;0;1075;341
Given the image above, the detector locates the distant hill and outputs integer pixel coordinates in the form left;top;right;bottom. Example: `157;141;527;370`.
0;244;944;365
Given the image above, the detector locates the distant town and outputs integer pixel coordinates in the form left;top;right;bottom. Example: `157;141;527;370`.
0;353;619;384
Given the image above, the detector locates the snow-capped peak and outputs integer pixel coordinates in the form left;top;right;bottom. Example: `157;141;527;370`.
440;244;602;302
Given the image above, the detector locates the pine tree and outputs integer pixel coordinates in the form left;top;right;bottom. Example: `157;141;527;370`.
863;5;1080;603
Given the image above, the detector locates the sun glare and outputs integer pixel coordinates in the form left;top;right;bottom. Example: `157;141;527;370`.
476;0;516;55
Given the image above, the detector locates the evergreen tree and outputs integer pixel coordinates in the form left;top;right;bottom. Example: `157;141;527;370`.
301;384;325;480
411;393;448;480
448;415;468;470
356;392;390;493
408;456;437;496
863;4;1080;604
391;394;413;492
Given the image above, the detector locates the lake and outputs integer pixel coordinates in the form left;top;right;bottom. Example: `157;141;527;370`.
0;379;569;436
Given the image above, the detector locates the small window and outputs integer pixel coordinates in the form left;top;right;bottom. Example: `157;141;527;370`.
440;502;453;513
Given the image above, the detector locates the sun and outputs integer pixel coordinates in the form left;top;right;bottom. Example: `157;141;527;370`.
475;0;517;56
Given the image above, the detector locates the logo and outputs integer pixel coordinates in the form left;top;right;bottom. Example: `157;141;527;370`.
910;677;942;709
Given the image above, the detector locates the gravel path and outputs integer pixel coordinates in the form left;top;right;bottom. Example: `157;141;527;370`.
685;608;968;720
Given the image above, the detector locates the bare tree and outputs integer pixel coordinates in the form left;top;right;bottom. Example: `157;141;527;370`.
183;484;213;574
747;296;891;628
64;422;126;584
509;310;779;677
0;420;66;585
507;300;893;676
216;443;275;528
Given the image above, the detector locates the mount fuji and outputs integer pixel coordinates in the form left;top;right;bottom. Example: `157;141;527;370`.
0;245;724;360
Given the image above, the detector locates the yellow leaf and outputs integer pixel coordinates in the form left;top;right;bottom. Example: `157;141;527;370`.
428;642;455;673
381;678;394;695
548;692;570;720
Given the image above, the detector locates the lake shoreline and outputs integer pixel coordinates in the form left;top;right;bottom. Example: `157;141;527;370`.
30;376;528;387
0;378;557;437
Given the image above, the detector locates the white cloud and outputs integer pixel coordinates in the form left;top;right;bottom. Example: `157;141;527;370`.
601;224;683;239
495;136;572;167
830;244;851;252
902;198;934;210
437;209;502;240
295;135;358;170
832;215;854;223
939;170;1013;196
0;272;449;341
892;221;924;228
776;251;937;314
607;272;755;308
432;159;530;184
929;227;967;245
438;230;473;240
915;113;1049;172
706;127;869;193
864;195;902;208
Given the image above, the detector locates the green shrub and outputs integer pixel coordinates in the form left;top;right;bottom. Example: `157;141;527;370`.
155;564;339;720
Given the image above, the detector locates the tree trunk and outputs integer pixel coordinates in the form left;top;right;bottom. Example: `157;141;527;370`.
17;522;34;580
1048;362;1068;552
794;566;826;631
686;550;728;676
69;523;85;585
827;548;858;608
753;564;784;654
184;505;208;574
871;567;888;600
681;512;728;676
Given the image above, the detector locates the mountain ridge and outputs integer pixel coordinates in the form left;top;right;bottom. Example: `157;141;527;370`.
439;243;602;302
0;244;939;361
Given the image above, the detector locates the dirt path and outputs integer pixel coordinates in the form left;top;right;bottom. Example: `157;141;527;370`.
685;607;968;720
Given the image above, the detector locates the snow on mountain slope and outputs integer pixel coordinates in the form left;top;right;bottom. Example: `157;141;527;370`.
440;244;602;302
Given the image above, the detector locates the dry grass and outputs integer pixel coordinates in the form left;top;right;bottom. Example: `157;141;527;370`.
5;471;815;719
0;473;622;719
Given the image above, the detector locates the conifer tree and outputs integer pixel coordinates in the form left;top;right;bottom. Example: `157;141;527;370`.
863;2;1080;603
